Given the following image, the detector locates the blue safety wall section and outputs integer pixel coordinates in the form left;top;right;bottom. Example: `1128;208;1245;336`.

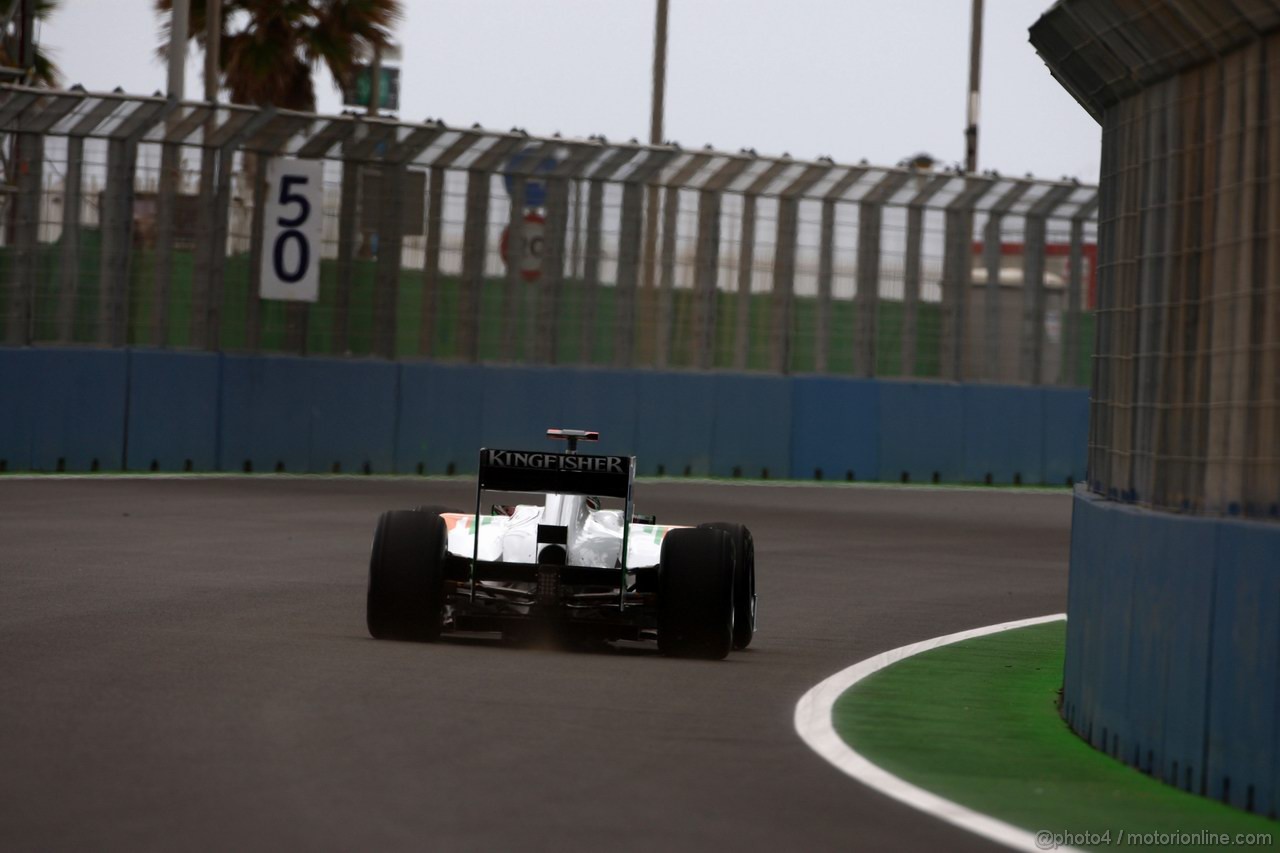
1062;488;1280;818
0;347;128;471
219;354;399;474
126;350;220;471
0;348;1088;482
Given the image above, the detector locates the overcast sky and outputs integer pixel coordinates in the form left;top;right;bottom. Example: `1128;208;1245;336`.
41;0;1100;182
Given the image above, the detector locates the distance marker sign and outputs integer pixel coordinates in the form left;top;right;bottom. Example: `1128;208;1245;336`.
259;157;324;302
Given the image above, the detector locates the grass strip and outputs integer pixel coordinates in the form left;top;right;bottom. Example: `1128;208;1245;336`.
834;622;1276;851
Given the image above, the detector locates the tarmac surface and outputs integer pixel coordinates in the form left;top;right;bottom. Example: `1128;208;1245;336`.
0;477;1072;851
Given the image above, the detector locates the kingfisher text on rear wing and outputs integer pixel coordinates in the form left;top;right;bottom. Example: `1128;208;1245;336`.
478;449;634;498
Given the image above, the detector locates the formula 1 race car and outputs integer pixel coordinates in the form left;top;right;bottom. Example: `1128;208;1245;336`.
366;429;756;659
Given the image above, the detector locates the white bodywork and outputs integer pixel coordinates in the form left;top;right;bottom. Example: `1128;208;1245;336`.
443;494;680;569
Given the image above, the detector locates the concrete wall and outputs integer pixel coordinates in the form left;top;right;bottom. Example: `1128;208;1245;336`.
1064;489;1280;817
0;347;1087;482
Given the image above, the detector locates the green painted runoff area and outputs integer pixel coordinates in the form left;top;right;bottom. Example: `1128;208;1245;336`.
834;622;1277;852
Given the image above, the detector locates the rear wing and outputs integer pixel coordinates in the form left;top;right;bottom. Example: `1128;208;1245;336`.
470;440;637;610
477;448;633;498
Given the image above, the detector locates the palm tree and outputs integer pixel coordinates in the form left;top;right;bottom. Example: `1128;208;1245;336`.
1;0;61;86
155;0;401;111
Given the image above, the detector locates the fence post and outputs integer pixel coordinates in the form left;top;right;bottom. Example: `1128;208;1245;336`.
772;163;831;373
1021;184;1075;384
854;171;911;378
458;136;522;362
210;108;274;351
901;174;950;377
152;141;179;345
657;184;679;365
578;147;634;364
413;130;483;359
539;143;598;365
99;98;175;347
369;124;443;360
5;90;82;344
373;159;405;359
734;194;756;370
981;181;1032;380
420;165;445;356
501;172;527;359
1063;192;1098;386
813;167;866;374
692;156;751;370
650;152;710;368
458;171;490;362
650;156;689;368
0;91;38;341
615;149;675;368
97;136;133;346
57;135;83;342
243;151;268;352
334;136;360;353
692;188;721;369
615;182;643;367
732;161;789;370
7;131;41;343
186;107;269;350
151;103;211;346
537;174;570;363
941;177;995;381
56;94;116;343
499;139;552;360
581;178;605;363
190;122;219;350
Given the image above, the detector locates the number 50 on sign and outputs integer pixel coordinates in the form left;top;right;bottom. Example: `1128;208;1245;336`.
260;158;324;302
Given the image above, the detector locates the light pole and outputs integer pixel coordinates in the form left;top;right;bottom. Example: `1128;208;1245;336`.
167;0;189;98
650;0;668;150
640;0;669;362
964;0;983;173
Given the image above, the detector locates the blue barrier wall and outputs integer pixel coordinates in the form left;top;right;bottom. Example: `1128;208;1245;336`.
1042;387;1090;485
0;347;128;471
962;385;1044;484
219;354;399;473
397;362;483;474
126;350;220;472
0;347;1089;481
711;375;791;479
878;381;966;483
790;377;879;482
1063;488;1280;816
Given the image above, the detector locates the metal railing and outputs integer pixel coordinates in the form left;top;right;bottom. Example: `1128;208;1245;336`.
0;84;1098;384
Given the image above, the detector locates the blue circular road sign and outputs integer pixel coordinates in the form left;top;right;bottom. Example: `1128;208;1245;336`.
504;148;559;208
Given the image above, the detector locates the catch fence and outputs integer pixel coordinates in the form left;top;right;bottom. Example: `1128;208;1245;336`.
0;84;1098;384
1034;5;1280;518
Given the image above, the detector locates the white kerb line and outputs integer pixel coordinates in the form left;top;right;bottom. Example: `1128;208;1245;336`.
793;613;1080;853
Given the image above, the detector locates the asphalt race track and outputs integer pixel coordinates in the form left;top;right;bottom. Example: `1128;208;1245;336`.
0;477;1071;851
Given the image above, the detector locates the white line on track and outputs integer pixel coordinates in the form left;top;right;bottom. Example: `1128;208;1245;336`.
794;613;1078;853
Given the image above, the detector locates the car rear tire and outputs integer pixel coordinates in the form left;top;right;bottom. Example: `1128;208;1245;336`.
700;522;756;650
657;528;735;660
367;509;447;642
